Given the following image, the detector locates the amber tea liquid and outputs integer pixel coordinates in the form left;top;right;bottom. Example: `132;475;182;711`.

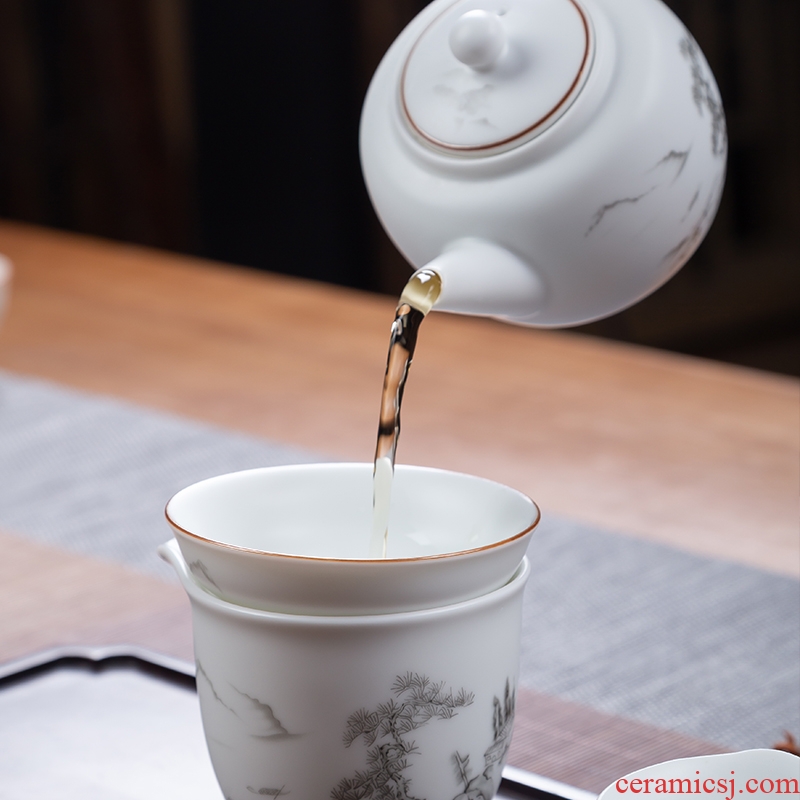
370;268;442;558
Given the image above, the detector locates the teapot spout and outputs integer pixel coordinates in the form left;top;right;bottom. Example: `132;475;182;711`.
423;238;545;324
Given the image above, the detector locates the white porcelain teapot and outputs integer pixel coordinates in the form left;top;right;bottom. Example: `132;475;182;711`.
360;0;727;326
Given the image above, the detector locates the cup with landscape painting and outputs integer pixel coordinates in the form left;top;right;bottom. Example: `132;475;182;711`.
159;461;538;799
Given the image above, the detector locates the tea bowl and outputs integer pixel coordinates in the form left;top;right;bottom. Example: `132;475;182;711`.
165;462;539;615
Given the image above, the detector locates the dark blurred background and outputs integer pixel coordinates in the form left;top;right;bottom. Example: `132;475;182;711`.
0;0;797;375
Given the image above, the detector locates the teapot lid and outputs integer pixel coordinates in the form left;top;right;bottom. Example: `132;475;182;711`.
401;0;594;156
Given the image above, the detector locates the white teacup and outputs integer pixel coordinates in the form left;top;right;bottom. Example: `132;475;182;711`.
160;539;529;800
166;463;538;614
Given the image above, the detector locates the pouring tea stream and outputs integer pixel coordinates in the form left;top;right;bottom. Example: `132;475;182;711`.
371;269;442;557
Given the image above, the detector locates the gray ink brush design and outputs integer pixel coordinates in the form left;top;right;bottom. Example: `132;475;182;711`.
189;559;222;591
661;173;724;267
247;786;290;797
198;663;298;798
651;149;691;182
587;147;695;237
679;35;727;157
585;189;655;236
586;35;727;243
451;680;516;800
232;685;300;741
196;660;301;740
196;661;237;715
682;189;700;221
331;672;474;800
433;83;496;117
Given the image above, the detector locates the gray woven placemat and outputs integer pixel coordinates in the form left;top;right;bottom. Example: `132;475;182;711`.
1;369;797;753
0;370;323;578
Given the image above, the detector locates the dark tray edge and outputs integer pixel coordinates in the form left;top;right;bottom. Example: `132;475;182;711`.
0;643;196;686
0;646;597;800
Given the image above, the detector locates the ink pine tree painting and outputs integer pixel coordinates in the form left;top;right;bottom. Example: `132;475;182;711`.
331;673;516;800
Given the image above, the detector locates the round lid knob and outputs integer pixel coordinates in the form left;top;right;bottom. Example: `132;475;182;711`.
401;0;593;156
449;10;508;69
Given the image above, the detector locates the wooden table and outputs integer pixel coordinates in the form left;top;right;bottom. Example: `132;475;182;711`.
0;220;796;791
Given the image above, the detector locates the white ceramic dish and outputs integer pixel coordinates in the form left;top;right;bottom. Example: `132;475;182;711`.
165;462;539;615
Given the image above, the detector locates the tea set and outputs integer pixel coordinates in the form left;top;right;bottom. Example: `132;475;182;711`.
160;463;534;798
159;0;726;797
